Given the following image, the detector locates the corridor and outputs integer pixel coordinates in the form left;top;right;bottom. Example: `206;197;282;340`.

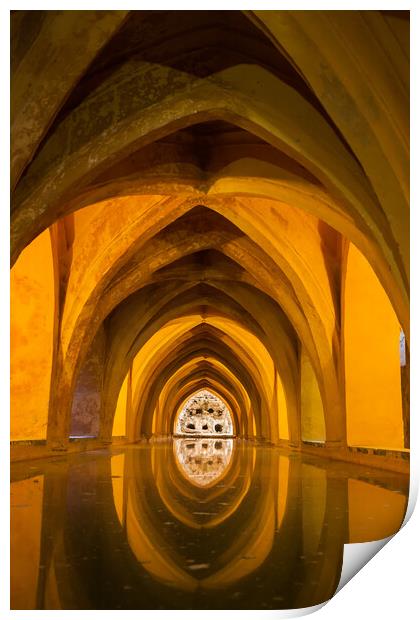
10;9;409;611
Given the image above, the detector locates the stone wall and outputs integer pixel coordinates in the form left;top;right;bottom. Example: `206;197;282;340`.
70;326;106;437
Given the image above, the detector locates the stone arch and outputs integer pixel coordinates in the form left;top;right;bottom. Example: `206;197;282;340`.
10;10;409;464
47;203;341;448
100;293;298;442
174;389;235;436
132;331;275;441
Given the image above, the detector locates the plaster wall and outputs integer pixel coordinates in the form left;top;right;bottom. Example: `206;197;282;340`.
276;371;289;440
112;374;128;437
300;347;326;442
344;243;403;448
11;229;55;440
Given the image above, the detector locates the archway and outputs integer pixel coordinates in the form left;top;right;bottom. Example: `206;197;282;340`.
174;389;235;437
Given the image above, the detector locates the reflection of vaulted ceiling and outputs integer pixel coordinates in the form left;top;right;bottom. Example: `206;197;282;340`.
125;444;285;590
11;10;409;446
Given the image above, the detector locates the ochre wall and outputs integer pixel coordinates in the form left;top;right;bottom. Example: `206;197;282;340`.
112;374;129;437
300;348;325;442
11;229;55;440
276;371;289;440
344;243;403;449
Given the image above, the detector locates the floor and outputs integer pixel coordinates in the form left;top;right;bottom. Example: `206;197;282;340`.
10;440;409;610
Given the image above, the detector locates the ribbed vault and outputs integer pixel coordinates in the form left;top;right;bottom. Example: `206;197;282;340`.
10;10;409;455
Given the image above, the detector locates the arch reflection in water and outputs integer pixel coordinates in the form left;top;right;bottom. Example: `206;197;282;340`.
10;443;408;610
174;438;234;487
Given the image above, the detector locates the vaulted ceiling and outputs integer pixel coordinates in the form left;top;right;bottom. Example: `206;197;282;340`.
11;10;409;448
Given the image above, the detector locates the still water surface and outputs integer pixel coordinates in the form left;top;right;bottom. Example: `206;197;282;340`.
11;440;409;610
